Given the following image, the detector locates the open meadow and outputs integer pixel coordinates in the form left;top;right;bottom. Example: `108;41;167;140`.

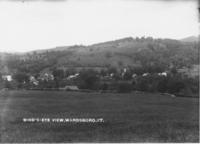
0;90;199;142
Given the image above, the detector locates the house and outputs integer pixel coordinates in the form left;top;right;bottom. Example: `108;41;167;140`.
29;76;39;85
110;73;114;77
132;73;137;78
121;68;127;77
60;85;79;91
142;73;149;77
38;72;54;81
2;75;12;81
67;73;79;80
101;75;112;81
158;72;167;77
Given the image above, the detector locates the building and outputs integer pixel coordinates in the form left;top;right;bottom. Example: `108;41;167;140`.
60;85;79;91
2;75;12;82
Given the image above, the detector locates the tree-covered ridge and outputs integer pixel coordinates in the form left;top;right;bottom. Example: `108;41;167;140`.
0;37;198;96
0;37;198;75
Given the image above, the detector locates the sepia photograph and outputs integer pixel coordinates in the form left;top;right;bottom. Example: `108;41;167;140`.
0;0;199;142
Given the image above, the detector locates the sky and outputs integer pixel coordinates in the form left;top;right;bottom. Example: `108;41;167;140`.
0;0;199;52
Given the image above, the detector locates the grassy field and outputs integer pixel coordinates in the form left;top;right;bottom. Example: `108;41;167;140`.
0;90;199;142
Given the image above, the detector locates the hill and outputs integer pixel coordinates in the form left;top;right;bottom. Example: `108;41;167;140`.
180;36;199;42
0;36;199;75
29;46;71;54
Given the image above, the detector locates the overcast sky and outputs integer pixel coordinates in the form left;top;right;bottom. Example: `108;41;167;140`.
0;0;198;52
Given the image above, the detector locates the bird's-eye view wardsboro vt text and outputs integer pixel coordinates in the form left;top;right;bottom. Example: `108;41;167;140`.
0;0;199;143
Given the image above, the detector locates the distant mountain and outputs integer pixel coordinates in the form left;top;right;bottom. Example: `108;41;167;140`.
180;36;199;42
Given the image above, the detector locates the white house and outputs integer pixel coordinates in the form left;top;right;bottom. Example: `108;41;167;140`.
67;73;79;80
142;73;149;77
2;75;12;81
29;76;39;85
38;72;54;81
121;68;127;77
158;72;167;77
110;73;114;77
60;85;79;91
132;73;137;78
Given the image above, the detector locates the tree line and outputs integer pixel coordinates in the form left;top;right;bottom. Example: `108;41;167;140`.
0;67;198;96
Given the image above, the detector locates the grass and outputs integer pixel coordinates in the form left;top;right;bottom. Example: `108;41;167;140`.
0;90;199;142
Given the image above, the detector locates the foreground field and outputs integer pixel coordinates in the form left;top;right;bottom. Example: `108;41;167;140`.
0;90;199;142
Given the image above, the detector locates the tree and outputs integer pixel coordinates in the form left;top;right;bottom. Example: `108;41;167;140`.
101;83;108;90
53;69;65;79
123;70;132;80
166;76;185;94
13;72;29;83
100;69;107;77
118;61;123;67
135;76;148;91
12;72;29;89
157;77;168;93
107;66;117;74
77;70;100;90
105;51;112;58
65;68;76;77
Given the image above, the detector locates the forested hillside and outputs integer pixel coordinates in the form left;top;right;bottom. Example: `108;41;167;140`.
0;37;198;75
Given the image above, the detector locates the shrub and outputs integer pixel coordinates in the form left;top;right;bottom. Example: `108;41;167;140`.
101;83;108;90
166;75;185;94
77;69;100;90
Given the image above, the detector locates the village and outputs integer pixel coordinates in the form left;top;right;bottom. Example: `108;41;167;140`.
0;66;177;93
